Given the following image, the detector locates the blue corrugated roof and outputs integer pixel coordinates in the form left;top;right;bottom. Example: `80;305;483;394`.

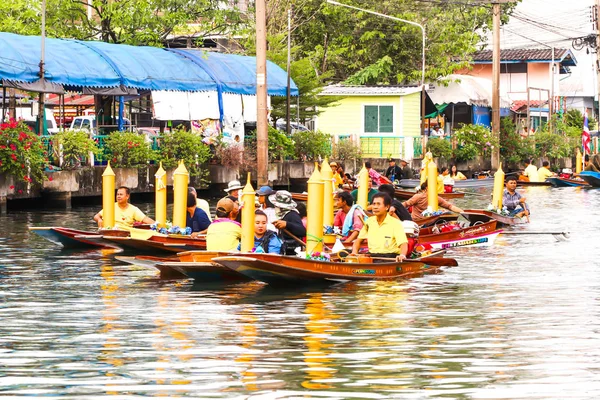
0;32;297;95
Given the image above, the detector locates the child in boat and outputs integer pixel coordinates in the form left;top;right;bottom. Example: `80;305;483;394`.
252;210;282;254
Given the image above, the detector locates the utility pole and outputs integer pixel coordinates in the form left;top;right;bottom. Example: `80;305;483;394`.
596;0;600;123
491;2;501;170
286;7;292;136
38;0;46;136
256;0;268;186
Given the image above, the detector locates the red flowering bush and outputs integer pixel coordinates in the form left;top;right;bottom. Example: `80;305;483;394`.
103;131;156;167
0;119;47;184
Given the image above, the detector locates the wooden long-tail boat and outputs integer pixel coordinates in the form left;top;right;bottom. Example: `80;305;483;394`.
546;177;590;187
397;178;494;189
29;227;128;249
104;234;207;254
394;189;464;200
211;253;449;285
116;255;187;279
516;180;552;186
415;213;460;227
578;171;600;187
164;251;250;281
418;220;501;250
461;209;526;226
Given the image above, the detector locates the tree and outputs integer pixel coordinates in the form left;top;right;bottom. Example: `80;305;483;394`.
259;0;519;85
0;0;244;46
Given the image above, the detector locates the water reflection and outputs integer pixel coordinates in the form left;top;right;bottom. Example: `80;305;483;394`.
1;187;600;397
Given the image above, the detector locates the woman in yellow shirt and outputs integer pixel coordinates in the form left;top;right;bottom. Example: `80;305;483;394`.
450;164;467;180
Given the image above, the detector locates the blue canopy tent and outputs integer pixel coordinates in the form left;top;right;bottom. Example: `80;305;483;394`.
0;32;297;129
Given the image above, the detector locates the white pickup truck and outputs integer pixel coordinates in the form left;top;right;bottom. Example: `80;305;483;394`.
69;115;132;134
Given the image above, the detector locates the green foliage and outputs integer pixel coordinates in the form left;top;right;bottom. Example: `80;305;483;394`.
291;130;332;161
265;36;338;124
267;127;295;161
104;131;155;168
426;138;452;160
345;56;393;85
262;0;519;85
0;0;243;46
332;138;362;163
533;132;574;159
499;117;523;165
157;129;210;177
54;130;100;169
0;119;47;184
453;124;498;161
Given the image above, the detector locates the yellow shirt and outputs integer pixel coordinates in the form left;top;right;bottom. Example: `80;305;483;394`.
451;171;467;180
333;172;344;188
538;166;554;180
357;214;408;254
524;164;539;182
206;218;242;251
437;175;445;194
100;203;146;229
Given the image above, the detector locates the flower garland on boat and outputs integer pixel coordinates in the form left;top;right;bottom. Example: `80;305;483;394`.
421;206;446;217
306;251;331;261
485;204;510;216
149;222;192;235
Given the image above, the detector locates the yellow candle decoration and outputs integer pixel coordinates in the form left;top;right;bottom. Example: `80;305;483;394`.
492;163;505;209
357;164;369;210
155;162;167;228
576;147;582;174
321;158;334;228
240;173;256;253
102;161;115;229
306;163;324;254
427;160;438;211
172;160;189;229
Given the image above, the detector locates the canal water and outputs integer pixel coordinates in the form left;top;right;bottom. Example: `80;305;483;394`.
0;186;599;399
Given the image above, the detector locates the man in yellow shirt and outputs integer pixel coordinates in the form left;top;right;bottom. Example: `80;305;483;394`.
351;193;408;262
437;167;449;193
206;197;242;251
523;159;539;182
93;186;154;229
537;161;556;181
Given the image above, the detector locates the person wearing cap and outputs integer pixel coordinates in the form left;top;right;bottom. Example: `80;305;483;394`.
256;185;277;231
206;197;242;251
399;159;414;179
269;190;306;255
224;180;244;199
402;181;464;221
385;158;403;183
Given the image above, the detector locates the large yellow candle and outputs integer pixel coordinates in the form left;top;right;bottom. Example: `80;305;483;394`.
321;158;334;229
240;173;256;253
155;162;167;228
306;163;324;254
427;161;438;211
172;160;189;229
576;147;582;174
357;164;369;209
102;161;115;229
492;164;505;209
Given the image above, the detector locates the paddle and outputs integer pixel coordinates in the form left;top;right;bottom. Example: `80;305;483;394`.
282;228;307;249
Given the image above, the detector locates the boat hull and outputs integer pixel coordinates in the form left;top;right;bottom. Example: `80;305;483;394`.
579;171;600;187
461;209;526;226
422;230;501;250
415;213;460;227
104;235;206;254
394;189;464;200
546;177;589;187
212;253;446;285
116;255;186;279
516;180;552;187
29;227;124;249
398;178;494;189
419;220;497;244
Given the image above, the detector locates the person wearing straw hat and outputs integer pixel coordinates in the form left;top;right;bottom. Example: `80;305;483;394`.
224;180;244;199
270;190;306;255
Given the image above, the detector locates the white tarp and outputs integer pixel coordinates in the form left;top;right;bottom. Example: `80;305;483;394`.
152;90;220;121
428;74;511;109
222;93;244;143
